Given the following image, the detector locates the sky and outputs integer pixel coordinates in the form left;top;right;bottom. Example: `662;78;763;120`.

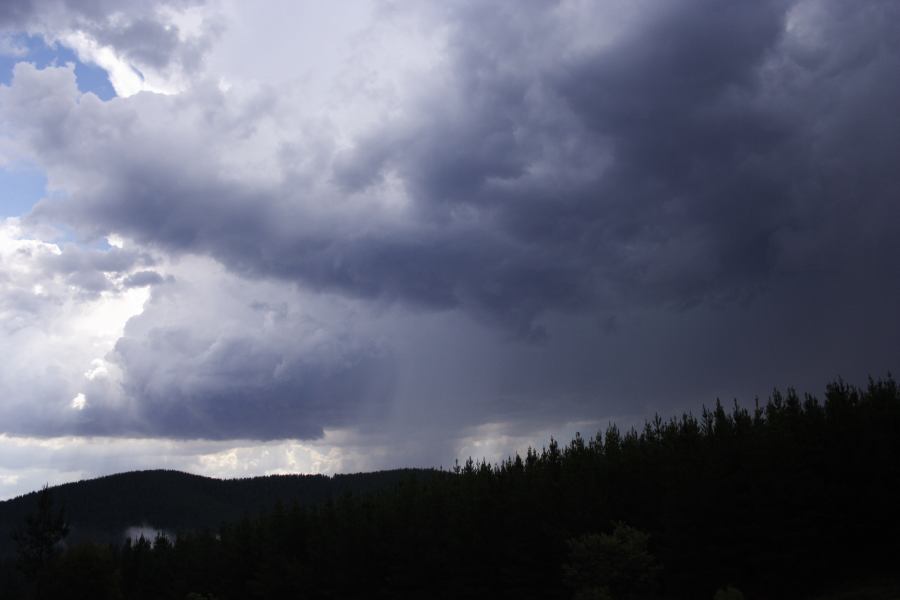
0;0;898;499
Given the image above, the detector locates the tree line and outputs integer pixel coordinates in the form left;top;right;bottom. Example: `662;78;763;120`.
2;377;899;599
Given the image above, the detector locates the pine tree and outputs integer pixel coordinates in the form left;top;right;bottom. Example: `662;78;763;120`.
12;485;69;597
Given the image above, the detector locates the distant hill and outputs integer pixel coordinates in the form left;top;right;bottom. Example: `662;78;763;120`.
0;468;435;557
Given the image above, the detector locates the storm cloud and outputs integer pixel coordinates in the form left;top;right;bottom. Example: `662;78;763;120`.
15;1;899;326
0;0;897;473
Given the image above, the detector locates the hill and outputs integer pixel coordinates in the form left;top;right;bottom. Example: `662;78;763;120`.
0;468;434;557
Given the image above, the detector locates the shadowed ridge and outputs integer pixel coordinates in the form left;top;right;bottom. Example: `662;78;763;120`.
0;467;435;557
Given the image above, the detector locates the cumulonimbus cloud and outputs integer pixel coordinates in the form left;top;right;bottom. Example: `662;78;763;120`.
0;0;897;445
10;0;900;329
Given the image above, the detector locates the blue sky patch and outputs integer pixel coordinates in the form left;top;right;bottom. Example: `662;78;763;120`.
0;34;115;100
0;164;47;217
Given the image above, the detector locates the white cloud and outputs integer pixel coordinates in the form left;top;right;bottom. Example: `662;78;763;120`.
84;358;110;381
61;30;146;96
0;218;152;434
70;392;86;410
58;29;187;97
0;430;373;500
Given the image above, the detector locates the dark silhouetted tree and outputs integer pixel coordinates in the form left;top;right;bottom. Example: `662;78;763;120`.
12;485;69;599
563;523;661;600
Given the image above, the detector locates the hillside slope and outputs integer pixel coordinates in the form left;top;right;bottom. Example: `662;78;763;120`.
0;468;434;556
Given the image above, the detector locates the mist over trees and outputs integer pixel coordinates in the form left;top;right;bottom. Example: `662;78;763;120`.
2;377;899;599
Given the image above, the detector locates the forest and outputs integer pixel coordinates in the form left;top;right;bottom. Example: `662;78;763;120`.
1;377;899;599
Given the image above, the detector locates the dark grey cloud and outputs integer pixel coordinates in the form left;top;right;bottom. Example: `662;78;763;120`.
30;0;899;325
123;270;164;288
81;268;397;440
2;0;898;444
104;333;394;440
352;0;900;328
90;17;186;70
0;0;200;26
37;245;155;295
